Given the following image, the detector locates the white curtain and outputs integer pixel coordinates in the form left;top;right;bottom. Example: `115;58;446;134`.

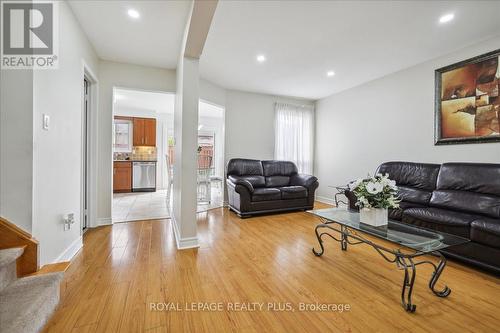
274;102;314;174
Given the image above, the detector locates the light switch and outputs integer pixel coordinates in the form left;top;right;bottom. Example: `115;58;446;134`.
43;114;50;130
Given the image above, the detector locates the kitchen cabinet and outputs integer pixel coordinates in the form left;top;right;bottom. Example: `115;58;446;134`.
133;117;156;146
144;118;156;146
113;161;132;193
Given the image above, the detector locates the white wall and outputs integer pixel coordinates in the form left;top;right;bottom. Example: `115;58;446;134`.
0;70;34;233
315;36;500;203
97;61;176;223
200;78;226;107
32;1;99;264
225;90;314;162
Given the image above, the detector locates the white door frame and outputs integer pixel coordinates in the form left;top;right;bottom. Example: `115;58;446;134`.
110;87;174;223
81;60;99;231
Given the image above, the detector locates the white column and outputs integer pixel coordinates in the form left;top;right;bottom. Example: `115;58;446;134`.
172;55;200;248
171;0;218;249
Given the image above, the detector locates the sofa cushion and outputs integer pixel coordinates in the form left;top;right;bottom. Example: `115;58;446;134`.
431;163;500;218
430;190;500;219
262;160;298;177
437;163;500;196
227;175;255;192
279;186;307;200
266;176;290;187
402;207;479;238
239;175;266;188
471;218;500;249
376;162;440;191
251;188;281;202
398;185;433;205
389;201;428;221
290;174;318;188
227;158;263;176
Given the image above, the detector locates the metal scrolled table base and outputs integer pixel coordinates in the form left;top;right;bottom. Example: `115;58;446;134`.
312;219;451;313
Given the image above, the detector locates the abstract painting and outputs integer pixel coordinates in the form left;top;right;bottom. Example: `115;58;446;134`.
435;49;500;145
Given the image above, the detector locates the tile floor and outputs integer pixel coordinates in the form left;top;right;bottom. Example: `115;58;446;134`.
112;186;224;223
196;185;224;213
113;189;170;223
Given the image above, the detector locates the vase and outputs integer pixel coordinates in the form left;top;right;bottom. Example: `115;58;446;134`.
359;208;388;226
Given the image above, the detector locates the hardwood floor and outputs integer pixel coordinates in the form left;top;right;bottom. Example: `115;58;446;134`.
43;203;500;332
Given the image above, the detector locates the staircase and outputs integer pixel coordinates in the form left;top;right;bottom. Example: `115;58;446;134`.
0;247;64;333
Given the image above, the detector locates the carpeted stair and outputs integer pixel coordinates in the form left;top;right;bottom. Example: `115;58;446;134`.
0;247;63;333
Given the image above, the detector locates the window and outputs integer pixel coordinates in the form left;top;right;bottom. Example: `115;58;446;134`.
113;119;133;152
274;103;314;174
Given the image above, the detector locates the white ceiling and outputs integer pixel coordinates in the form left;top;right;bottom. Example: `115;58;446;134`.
113;88;224;118
68;0;190;69
200;0;500;99
70;1;500;100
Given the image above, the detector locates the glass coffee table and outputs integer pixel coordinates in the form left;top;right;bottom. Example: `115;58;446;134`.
308;208;469;312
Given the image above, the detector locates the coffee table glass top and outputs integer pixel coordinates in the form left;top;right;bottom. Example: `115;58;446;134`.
308;208;468;253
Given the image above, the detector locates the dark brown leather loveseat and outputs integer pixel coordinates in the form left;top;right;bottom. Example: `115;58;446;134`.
226;158;319;217
346;161;500;275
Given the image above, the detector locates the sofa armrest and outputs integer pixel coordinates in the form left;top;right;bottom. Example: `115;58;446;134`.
290;174;318;188
227;175;254;193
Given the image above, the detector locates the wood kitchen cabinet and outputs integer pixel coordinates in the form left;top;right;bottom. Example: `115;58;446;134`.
133;117;156;146
143;118;156;146
113;161;132;193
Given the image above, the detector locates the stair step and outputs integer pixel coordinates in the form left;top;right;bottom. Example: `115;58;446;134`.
0;247;25;267
0;247;25;292
0;272;63;333
27;261;70;276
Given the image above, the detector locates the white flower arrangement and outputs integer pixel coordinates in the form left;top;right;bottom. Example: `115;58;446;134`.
349;173;400;209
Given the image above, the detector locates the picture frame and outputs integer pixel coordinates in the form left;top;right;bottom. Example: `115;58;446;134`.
434;49;500;145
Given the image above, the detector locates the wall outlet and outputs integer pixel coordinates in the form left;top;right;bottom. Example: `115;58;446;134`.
63;213;75;230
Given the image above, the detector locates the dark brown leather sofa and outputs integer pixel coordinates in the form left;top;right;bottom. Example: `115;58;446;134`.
226;158;319;217
345;161;500;275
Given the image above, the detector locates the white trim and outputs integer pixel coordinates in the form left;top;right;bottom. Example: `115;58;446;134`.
171;215;200;249
54;236;83;263
96;217;112;226
81;60;99;229
315;195;335;205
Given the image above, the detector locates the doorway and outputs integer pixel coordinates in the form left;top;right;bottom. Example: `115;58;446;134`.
165;100;225;212
82;78;90;231
196;100;225;212
111;88;174;223
81;66;98;233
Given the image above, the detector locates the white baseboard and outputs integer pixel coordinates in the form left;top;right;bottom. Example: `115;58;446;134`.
54;236;82;263
315;195;335;205
96;217;112;226
171;215;200;250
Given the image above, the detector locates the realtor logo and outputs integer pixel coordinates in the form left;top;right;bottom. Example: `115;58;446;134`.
1;1;59;69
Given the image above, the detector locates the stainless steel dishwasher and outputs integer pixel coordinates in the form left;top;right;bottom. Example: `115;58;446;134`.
132;161;156;192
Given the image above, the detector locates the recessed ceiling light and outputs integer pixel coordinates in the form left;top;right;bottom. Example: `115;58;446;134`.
439;13;454;24
128;9;140;19
256;54;266;63
327;71;335;77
